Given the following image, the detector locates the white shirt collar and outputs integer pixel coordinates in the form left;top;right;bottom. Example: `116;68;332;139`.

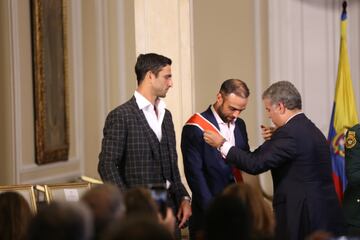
285;111;303;124
134;91;166;111
211;105;236;126
134;91;166;141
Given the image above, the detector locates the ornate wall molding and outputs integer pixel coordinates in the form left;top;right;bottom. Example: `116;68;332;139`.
9;0;84;183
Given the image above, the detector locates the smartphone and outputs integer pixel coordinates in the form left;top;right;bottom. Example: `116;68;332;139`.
149;184;168;219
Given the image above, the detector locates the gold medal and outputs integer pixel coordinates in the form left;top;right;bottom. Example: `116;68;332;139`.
345;131;357;149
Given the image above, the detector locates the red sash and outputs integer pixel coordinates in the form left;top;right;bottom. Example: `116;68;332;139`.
186;113;243;183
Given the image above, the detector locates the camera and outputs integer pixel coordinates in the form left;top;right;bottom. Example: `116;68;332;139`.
149;184;168;218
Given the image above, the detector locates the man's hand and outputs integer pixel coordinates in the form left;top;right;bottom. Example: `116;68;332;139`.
177;199;192;228
203;130;225;148
261;125;275;141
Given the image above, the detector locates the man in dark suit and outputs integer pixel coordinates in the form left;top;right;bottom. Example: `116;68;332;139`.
344;123;360;236
98;53;191;239
181;79;250;239
204;81;346;240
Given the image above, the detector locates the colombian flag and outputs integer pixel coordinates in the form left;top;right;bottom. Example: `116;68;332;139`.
328;5;358;203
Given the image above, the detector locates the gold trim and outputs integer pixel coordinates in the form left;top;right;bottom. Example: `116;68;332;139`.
80;176;104;185
44;182;91;203
345;131;357;149
0;185;37;214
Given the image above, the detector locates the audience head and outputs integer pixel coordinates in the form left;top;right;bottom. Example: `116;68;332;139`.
125;187;176;236
0;191;33;240
81;184;125;239
125;187;159;221
223;183;275;240
135;53;172;85
28;202;93;240
204;194;251;240
104;216;174;240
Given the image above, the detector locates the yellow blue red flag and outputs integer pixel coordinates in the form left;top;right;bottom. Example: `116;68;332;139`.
328;4;359;203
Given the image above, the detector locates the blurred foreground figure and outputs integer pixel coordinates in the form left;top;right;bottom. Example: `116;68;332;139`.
81;184;125;240
0;191;33;240
28;202;93;240
223;183;275;240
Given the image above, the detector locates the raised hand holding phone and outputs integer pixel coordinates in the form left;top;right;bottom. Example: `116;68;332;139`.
149;184;168;219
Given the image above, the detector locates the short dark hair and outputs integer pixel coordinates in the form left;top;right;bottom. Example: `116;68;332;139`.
124;187;158;221
135;53;172;85
104;217;173;240
81;184;125;239
0;191;33;240
219;79;250;99
205;195;251;240
28;202;92;240
262;81;302;110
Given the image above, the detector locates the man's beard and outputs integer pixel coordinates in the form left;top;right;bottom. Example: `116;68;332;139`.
217;104;229;123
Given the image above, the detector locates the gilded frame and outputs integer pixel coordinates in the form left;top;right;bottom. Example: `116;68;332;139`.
44;182;91;203
0;185;38;214
30;0;69;164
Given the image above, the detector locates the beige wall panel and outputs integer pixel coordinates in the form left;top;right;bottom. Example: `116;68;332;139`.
21;161;80;183
0;0;14;184
193;0;258;148
82;1;102;178
122;0;137;100
107;0;136;108
82;0;136;179
16;1;34;167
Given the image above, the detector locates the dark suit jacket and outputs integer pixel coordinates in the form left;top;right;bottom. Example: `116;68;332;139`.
344;123;360;228
226;113;345;240
98;96;189;205
181;106;249;231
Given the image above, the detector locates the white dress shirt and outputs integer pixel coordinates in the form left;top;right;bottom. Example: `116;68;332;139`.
211;105;236;153
134;91;165;141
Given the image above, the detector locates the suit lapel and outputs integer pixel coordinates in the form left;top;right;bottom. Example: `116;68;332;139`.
201;106;224;160
203;105;246;148
161;113;175;175
234;122;246;148
201;106;221;130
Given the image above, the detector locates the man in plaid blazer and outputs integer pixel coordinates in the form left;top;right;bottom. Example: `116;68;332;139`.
98;53;192;238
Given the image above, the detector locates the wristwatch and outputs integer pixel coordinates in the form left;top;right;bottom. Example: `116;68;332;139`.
217;138;227;151
182;196;191;204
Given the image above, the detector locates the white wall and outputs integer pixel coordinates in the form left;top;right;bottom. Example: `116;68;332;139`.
269;0;360;134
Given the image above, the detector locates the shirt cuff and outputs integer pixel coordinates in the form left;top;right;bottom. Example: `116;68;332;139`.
220;141;232;158
182;196;191;204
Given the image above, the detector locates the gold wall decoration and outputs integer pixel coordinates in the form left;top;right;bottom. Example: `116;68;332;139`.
31;0;69;164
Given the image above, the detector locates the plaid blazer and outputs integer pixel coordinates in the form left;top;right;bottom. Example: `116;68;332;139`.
98;96;189;204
